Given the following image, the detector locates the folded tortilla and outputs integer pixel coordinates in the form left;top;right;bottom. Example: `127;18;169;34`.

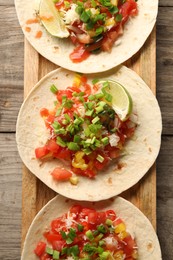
15;0;158;73
16;66;162;201
21;195;162;259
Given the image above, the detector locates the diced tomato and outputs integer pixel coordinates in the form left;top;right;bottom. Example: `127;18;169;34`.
52;240;66;251
40;108;49;117
44;231;62;244
88;211;98;224
97;211;106;224
70;45;90;63
35;146;49;159
45;114;55;128
101;30;119;52
34;241;46;257
56;90;68;103
119;0;138;23
113;218;123;226
122;235;135;256
54;147;72;160
106;210;116;221
51;217;65;233
51;167;72;181
46;139;60;154
70;205;82;215
40;253;52;260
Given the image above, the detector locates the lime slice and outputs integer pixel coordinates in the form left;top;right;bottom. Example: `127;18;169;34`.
98;80;133;121
39;0;69;38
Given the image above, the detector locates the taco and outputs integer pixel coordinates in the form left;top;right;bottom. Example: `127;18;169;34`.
16;66;161;201
21;195;162;259
15;0;158;73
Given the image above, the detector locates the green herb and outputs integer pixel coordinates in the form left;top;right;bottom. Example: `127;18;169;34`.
80;10;91;23
77;224;84;232
86;230;94;241
56;107;62;116
56;136;66;147
92;116;100;124
92;78;99;84
101;137;109;145
97;224;107;234
105;218;113;226
68;142;80;151
46;247;53;255
96;154;104;163
50;84;58;94
115;14;123;22
53;250;60;260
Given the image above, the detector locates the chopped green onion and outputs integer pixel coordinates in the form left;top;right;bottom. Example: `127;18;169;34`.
61;247;67;255
82;148;92;155
46;247;53;255
64;113;71;122
92;116;100;124
96;154;104;163
106;219;113;226
101;137;109;145
95;26;104;36
99;240;105;247
88;94;95;101
85;109;94;116
97;246;104;254
92;78;99;84
80;10;91;23
68;142;80;151
74;135;81;143
95;93;104;99
84;127;91;137
99;251;111;260
50;84;58;94
86;230;94;241
77;224;84;232
91;0;97;7
66;237;73;244
53;250;60;260
91;136;96;144
54;128;66;135
56;107;62;116
87;102;94;110
105;93;113;102
75;5;84;14
116;14;123;22
56;136;66;147
97;224;107;234
109;6;119;14
52;121;61;129
69;245;79;257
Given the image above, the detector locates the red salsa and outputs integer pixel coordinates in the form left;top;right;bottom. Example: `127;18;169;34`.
34;205;138;259
54;0;138;62
35;75;137;183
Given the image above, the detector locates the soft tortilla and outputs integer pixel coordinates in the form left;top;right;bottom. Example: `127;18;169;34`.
16;66;162;201
15;0;158;73
21;195;162;259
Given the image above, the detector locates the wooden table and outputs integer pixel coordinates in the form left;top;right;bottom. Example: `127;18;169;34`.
0;1;173;259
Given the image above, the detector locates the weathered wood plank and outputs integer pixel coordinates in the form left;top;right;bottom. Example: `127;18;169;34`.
0;133;22;260
157;136;173;260
0;5;24;132
156;7;173;136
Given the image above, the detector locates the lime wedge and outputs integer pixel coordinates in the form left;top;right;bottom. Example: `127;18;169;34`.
39;0;69;38
98;80;133;121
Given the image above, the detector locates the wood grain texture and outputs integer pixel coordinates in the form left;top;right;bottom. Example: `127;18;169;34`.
157;136;173;260
156;7;173;135
0;133;22;260
0;5;24;132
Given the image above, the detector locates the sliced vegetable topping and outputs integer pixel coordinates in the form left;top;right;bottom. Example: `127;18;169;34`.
39;0;138;62
35;75;138;182
34;205;138;259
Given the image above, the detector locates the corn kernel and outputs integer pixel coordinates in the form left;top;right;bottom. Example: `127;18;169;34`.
69;176;79;185
113;250;124;260
114;223;126;234
73;74;82;87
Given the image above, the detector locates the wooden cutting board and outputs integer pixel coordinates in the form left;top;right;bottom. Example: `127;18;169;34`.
21;27;156;248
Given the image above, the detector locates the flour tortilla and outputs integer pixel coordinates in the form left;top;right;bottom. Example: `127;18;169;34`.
16;66;162;201
21;195;162;259
15;0;158;73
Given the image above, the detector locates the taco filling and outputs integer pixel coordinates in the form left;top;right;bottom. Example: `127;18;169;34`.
35;74;137;183
34;204;138;259
40;0;138;62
